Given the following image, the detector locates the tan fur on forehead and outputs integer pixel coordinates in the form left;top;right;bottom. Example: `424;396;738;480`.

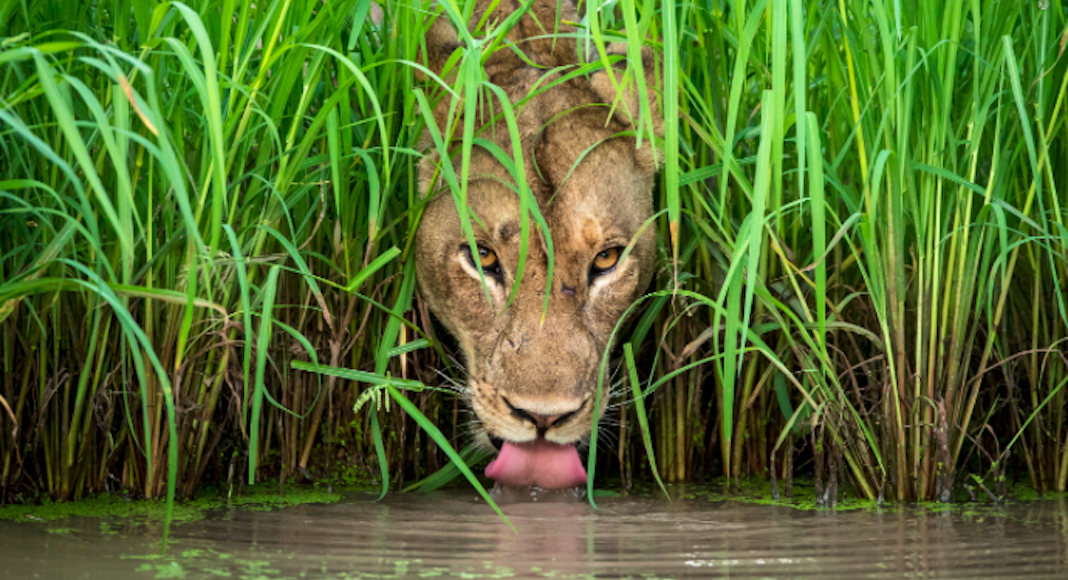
414;0;662;445
581;219;600;247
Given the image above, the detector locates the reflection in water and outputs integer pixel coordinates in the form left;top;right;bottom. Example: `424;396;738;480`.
2;491;1068;578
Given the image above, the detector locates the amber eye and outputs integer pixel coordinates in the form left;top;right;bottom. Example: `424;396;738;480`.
463;245;502;276
591;247;621;276
477;247;498;269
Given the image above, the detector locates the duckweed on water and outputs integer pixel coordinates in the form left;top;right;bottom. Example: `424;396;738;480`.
0;483;344;524
134;562;186;579
126;550;531;580
626;477;1068;517
126;550;277;579
7;475;1058;527
626;478;876;512
1008;484;1068;502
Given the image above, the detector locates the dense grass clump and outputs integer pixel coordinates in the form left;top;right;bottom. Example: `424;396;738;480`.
1;0;1066;522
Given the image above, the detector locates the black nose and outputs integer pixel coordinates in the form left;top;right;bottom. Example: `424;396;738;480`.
503;397;584;431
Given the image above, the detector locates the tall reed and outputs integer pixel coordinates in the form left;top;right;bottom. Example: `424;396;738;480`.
1;0;1065;517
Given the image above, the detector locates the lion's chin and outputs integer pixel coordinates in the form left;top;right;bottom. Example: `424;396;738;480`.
484;439;587;489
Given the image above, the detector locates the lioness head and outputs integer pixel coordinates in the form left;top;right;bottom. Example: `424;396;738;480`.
414;0;661;488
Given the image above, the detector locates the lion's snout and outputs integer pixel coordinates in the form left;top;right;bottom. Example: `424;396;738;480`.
467;319;603;488
494;337;595;398
500;392;586;433
475;320;601;444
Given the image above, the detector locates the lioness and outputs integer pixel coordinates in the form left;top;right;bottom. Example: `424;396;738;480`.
414;0;661;489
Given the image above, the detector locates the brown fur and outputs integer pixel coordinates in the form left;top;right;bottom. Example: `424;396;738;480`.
414;0;661;446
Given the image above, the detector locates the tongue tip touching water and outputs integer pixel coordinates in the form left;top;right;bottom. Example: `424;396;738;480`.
484;439;588;489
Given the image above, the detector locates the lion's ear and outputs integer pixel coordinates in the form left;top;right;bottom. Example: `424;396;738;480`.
418;0;582;82
588;42;664;168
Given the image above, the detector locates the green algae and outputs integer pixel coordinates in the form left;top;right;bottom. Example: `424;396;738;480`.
0;483;345;524
119;547;617;580
717;477;880;511
0;494;202;524
125;549;287;580
1009;483;1068;502
623;476;1067;516
135;561;187;579
625;477;875;512
220;484;345;512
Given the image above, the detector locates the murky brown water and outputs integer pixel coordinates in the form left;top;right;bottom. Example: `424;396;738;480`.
3;488;1068;579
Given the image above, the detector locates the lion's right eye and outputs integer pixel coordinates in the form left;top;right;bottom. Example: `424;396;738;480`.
590;247;621;277
463;245;502;276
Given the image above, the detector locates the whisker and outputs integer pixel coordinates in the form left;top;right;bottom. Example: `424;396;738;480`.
445;354;469;375
430;367;468;396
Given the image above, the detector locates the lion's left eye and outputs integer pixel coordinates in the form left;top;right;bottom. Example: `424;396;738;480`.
590;247;621;276
463;245;502;276
477;247;499;269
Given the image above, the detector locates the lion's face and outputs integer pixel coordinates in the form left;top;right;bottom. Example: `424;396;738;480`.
416;138;657;446
413;0;660;488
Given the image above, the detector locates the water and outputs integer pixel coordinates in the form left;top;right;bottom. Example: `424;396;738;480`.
3;488;1068;579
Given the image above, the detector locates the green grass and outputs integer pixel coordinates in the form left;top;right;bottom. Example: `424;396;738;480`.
1;0;1066;534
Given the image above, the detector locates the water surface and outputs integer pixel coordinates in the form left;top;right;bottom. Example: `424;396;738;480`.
3;488;1067;579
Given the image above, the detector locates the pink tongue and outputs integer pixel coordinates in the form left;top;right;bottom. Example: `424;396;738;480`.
485;440;588;489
